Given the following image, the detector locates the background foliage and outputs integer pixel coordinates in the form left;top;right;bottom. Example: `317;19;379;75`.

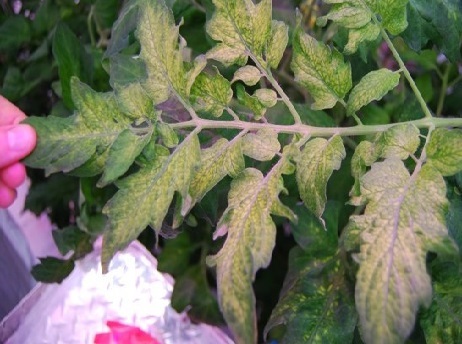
1;0;462;343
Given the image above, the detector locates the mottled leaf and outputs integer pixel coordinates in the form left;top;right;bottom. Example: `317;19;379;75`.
24;78;130;175
427;128;462;176
102;134;200;271
375;123;421;160
292;22;352;110
236;84;268;119
137;0;186;103
351;159;457;344
266;20;289;68
242;129;280;161
207;160;296;344
347;69;400;116
232;66;262;86
264;247;357;344
254;89;278;108
206;0;272;66
157;122;179;148
420;262;462;344
115;83;156;120
296;136;346;222
98;128;153;186
187;137;245;213
190;69;233;117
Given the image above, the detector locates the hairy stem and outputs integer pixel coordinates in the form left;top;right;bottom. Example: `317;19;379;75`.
375;18;433;119
169;116;462;137
249;54;303;125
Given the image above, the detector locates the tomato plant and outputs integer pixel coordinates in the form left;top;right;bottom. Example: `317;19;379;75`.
2;0;462;343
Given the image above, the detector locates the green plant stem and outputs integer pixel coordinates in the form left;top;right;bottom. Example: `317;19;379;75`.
170;116;462;137
249;54;303;125
87;6;96;47
375;19;433;119
436;64;450;117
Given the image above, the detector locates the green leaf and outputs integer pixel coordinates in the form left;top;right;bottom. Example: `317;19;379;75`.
403;0;462;62
266;20;289;68
171;265;223;324
94;0;120;29
347;69;400;116
206;0;272;66
31;257;75;284
190;69;233;117
186;137;244;214
242;129;280;161
0;16;31;52
232;66;262;86
53;23;93;109
351;159;457;344
109;54;148;88
1;67;25;101
98;128;153;186
24;78;131;175
102;134;200;272
296;136;346;222
137;0;186;103
207;161;296;344
290;202;340;256
104;0;141;58
427;128;462;176
52;226;93;259
420;262;462;344
264;247;357;344
292;23;352;110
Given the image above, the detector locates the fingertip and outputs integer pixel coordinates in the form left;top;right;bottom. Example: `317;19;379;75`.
1;163;26;188
0;181;16;208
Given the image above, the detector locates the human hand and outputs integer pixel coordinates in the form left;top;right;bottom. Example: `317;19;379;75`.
0;96;36;208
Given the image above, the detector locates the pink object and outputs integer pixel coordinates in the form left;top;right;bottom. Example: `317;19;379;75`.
94;321;161;344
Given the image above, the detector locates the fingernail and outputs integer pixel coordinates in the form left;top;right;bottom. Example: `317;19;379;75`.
7;126;31;151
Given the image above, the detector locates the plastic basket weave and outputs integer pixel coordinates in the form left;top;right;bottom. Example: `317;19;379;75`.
0;241;233;344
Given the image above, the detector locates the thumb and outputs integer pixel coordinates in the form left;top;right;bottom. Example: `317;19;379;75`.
0;124;36;169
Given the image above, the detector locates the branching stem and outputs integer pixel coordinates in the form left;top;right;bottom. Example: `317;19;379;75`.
169;116;462;137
